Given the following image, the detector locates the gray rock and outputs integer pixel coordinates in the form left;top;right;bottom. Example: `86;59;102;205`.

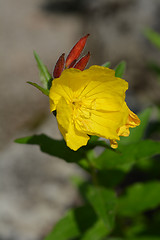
83;0;160;107
0;1;83;239
0;0;82;150
0;117;85;240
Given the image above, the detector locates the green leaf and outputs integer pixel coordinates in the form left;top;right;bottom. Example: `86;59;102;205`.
15;134;84;163
107;238;160;240
91;145;135;170
147;61;160;76
106;238;122;240
144;28;160;49
34;51;52;89
44;205;98;240
133;139;160;160
45;211;80;240
90;140;160;170
105;238;122;240
97;169;126;188
115;61;126;78
120;108;152;145
27;81;49;96
81;219;109;240
15;134;109;171
72;179;117;232
84;185;117;231
89;135;99;142
118;181;160;216
102;61;111;68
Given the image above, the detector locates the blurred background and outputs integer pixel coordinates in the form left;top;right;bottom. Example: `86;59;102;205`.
1;0;160;239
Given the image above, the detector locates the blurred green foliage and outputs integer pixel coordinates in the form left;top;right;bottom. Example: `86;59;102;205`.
15;52;160;239
144;28;160;82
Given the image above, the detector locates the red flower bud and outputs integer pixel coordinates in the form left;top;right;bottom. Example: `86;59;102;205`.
53;53;65;78
74;52;90;71
66;34;90;68
68;59;77;68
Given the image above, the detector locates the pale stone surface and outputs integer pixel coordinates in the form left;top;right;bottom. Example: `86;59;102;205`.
83;0;160;108
0;0;82;150
0;117;85;240
0;1;83;239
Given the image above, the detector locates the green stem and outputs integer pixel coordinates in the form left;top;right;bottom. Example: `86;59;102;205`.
86;150;99;186
91;165;98;186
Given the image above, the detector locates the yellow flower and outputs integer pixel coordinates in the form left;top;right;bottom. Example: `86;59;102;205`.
49;65;140;151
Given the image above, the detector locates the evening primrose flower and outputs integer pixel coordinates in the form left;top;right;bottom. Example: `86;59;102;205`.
49;65;140;150
49;34;140;150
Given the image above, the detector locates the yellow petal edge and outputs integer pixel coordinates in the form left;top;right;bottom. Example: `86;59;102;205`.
49;65;140;151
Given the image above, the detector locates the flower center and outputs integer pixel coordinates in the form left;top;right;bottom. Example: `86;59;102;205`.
71;98;82;109
71;97;92;122
70;98;83;121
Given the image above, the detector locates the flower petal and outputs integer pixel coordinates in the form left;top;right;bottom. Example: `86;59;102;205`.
49;78;73;112
127;109;141;127
56;97;72;132
117;107;140;137
65;123;90;151
110;106;140;148
53;68;86;94
56;96;89;150
76;110;120;140
79;66;128;99
49;65;140;151
76;102;129;140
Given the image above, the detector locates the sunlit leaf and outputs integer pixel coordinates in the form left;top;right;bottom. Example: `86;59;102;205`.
71;178;117;232
102;61;111;68
118;181;160;216
84;185;117;231
45;205;97;240
107;238;160;240
90;140;160;170
27;81;49;96
34;51;52;89
105;238;122;240
115;61;126;78
15;134;107;170
81;219;109;240
144;28;160;49
15;134;84;163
